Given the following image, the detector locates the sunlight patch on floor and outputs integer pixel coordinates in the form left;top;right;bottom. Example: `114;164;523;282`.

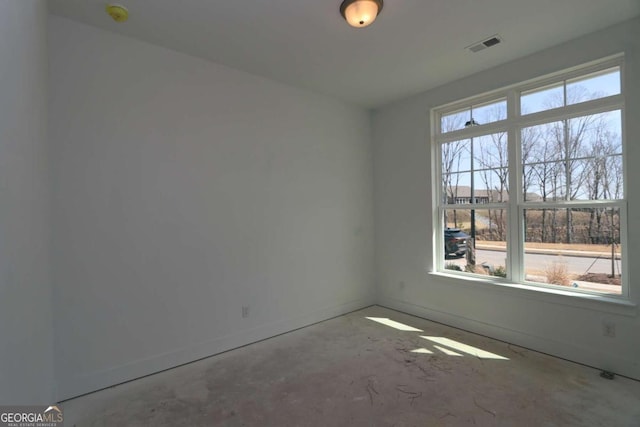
433;345;464;356
421;336;509;360
365;317;423;332
410;348;434;354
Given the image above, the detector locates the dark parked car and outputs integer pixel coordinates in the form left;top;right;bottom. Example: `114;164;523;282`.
444;228;470;258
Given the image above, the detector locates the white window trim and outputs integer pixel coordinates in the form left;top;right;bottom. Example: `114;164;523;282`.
431;54;630;302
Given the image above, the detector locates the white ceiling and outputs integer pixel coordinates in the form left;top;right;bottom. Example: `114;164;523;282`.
48;0;640;108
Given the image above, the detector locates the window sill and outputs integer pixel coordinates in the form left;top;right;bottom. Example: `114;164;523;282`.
428;271;637;317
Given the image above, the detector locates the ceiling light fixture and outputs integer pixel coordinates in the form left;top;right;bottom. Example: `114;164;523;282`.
340;0;383;28
106;3;129;23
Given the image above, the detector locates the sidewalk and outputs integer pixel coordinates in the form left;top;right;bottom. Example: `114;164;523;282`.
525;274;620;294
476;243;621;260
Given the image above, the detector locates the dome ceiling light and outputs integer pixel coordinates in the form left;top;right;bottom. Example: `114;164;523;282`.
340;0;383;28
105;3;129;23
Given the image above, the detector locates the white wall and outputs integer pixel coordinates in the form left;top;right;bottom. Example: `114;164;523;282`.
48;16;374;400
373;18;640;379
0;1;53;404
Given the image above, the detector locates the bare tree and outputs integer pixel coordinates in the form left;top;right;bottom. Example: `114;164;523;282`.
475;131;508;240
583;121;622;244
524;86;618;244
525;124;564;242
440;114;469;228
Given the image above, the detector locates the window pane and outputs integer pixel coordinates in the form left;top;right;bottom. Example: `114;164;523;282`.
521;83;564;114
601;155;623;199
523;161;566;201
471;99;507;125
567;68;620;105
474;133;508;169
521;121;565;165
442;172;471;204
523;208;621;295
440;99;506;132
474;170;508;202
522;112;623;202
567;110;622;157
475;208;508;243
566;156;623;200
522;119;567;202
566;110;623;200
441;109;470;133
441;139;471;173
567;158;590;200
443;208;507;278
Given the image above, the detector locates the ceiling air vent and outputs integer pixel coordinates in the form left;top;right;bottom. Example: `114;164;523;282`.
466;34;503;53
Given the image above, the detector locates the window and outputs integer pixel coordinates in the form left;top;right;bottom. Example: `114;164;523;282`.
433;56;626;297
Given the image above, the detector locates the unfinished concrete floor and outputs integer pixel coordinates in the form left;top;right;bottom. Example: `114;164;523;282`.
62;306;640;426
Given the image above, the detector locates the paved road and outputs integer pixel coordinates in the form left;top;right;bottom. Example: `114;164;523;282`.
447;249;621;276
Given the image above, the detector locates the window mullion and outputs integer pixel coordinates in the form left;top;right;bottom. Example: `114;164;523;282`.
433;139;444;272
507;89;522;282
620;204;629;297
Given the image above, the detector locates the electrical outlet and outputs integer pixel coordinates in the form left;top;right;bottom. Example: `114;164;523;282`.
603;321;616;338
242;306;250;318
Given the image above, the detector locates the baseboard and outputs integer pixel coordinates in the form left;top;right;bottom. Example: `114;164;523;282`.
56;296;375;401
377;296;640;381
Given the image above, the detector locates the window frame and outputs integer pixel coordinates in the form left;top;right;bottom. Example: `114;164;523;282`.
431;54;628;299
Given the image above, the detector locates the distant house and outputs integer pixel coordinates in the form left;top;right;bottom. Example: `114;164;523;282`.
446;186;541;204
